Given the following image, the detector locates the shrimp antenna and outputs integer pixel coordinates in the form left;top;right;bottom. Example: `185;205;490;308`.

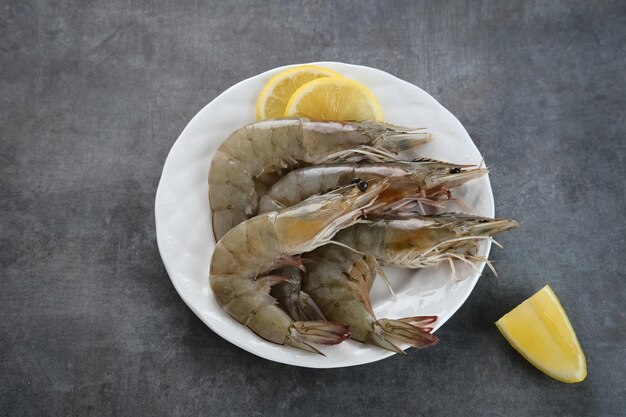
328;240;364;253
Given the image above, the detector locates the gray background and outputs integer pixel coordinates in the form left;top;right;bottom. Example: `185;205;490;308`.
1;0;624;416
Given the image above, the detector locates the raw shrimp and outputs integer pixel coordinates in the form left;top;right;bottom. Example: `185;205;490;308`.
262;161;488;320
209;181;388;354
259;159;488;214
301;244;438;353
209;119;432;240
279;214;518;323
333;214;519;276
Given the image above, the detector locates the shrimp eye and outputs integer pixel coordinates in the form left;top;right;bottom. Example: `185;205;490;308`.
357;181;368;192
449;167;462;174
350;178;361;184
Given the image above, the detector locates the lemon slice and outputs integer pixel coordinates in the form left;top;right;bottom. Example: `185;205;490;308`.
256;65;342;120
496;285;587;383
285;76;384;121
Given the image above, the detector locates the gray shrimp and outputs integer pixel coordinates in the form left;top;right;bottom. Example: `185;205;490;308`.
261;161;488;320
208;119;432;240
301;244;438;353
209;181;388;354
333;214;518;274
259;159;487;214
280;214;518;323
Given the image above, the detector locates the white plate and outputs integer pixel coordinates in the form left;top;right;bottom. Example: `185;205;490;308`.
155;62;494;368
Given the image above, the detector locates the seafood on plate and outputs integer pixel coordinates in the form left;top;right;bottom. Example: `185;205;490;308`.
333;214;519;275
301;244;438;353
209;180;389;354
259;159;488;214
275;213;518;323
205;109;518;356
208;118;433;240
261;164;490;323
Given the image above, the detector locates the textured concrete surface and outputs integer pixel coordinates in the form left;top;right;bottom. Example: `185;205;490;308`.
1;0;625;416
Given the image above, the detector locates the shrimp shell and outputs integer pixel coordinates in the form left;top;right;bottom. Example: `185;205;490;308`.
277;213;518;324
333;214;518;271
302;244;438;353
258;160;488;214
209;181;388;354
208;119;432;240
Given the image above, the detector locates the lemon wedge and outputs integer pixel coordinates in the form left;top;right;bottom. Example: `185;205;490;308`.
285;76;384;121
496;285;587;383
256;65;342;120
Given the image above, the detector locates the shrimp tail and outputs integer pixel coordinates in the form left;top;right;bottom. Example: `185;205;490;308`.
286;321;351;355
366;316;439;353
397;315;438;330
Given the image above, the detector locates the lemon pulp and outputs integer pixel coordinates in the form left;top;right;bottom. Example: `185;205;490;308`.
285;76;383;121
256;65;342;120
496;285;587;383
